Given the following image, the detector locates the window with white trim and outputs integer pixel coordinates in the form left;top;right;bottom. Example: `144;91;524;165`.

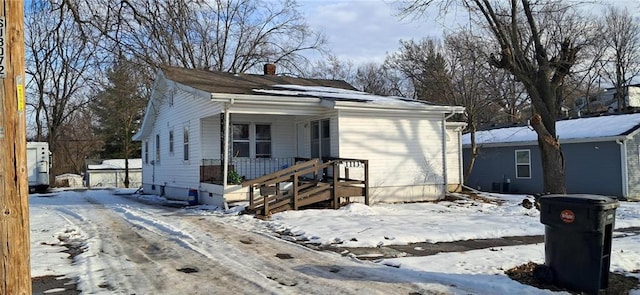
144;141;149;164
155;134;160;163
311;119;330;158
232;123;271;158
169;130;174;155
255;124;271;158
515;149;531;178
183;127;190;161
232;124;250;157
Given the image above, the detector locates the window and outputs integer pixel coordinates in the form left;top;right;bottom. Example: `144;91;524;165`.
183;127;190;161
169;130;174;154
155;134;160;163
311;119;330;158
231;123;271;158
144;141;149;164
515;150;531;178
255;124;271;158
232;124;250;157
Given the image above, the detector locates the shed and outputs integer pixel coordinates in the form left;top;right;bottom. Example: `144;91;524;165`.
462;113;640;200
55;173;84;188
132;66;466;208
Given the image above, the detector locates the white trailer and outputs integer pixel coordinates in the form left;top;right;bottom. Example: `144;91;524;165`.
27;142;50;192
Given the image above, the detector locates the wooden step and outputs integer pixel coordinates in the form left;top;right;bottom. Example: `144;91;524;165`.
297;182;331;199
267;203;292;215
297;190;332;207
260;193;298;216
335;184;366;198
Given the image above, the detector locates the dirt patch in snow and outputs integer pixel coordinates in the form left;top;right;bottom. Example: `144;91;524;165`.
506;262;640;294
32;275;79;295
310;235;544;260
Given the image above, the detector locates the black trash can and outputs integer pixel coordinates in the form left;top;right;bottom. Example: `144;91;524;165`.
538;194;619;294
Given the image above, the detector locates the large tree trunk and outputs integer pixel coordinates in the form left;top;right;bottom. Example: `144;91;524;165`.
464;122;479;183
530;114;566;194
124;158;130;188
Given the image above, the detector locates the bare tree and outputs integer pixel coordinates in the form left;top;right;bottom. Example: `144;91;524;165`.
484;70;529;124
402;0;598;194
444;29;521;180
385;38;453;103
304;56;406;96
353;63;407;96
600;6;640;111
306;54;356;81
54;108;104;175
26;0;101;178
59;0;326;75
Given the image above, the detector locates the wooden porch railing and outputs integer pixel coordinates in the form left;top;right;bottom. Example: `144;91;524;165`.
242;157;369;217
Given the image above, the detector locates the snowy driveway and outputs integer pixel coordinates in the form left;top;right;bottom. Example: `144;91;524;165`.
31;190;459;294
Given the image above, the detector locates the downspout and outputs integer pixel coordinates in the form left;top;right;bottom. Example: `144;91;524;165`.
457;126;464;191
616;139;629;199
442;112;456;196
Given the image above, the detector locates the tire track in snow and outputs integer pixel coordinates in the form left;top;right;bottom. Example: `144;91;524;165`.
80;195;277;294
107;205;282;291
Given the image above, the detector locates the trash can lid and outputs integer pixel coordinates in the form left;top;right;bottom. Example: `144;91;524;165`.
539;194;619;207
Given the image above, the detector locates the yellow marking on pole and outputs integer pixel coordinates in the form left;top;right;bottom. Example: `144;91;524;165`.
16;83;23;111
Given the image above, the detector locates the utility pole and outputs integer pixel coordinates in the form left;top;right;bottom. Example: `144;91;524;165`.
0;0;29;294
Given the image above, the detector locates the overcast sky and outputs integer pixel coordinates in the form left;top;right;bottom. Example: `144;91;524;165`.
298;0;640;65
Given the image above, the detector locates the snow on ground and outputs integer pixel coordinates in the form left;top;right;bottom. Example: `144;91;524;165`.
30;189;640;294
267;195;542;247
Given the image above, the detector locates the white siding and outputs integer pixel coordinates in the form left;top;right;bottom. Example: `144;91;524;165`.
628;86;640;108
338;111;446;203
330;115;339;156
139;79;223;200
200;115;220;160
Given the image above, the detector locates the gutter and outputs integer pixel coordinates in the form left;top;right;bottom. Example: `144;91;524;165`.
332;101;465;113
462;135;630;149
616;139;629;199
211;93;320;105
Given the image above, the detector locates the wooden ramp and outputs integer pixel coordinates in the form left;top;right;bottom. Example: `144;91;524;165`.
242;158;369;218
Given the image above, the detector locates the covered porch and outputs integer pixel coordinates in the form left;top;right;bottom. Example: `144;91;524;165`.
198;94;336;201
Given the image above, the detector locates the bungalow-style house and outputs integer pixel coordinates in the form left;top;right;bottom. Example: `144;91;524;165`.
85;159;143;188
462;113;640;200
132;65;465;209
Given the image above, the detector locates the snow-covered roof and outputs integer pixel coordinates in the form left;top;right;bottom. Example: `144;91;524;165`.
463;113;640;146
55;173;83;180
253;84;434;108
87;159;142;170
134;68;465;141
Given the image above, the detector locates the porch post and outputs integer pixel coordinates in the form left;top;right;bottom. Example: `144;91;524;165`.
223;105;230;187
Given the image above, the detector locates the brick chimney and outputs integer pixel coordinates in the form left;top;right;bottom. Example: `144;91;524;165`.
264;63;276;75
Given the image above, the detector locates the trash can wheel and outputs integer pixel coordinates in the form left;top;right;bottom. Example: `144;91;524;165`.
533;264;554;284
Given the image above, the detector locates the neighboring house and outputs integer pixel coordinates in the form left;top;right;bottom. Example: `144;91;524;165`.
85;159;142;188
132;65;465;207
462;113;640;200
574;84;640;115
